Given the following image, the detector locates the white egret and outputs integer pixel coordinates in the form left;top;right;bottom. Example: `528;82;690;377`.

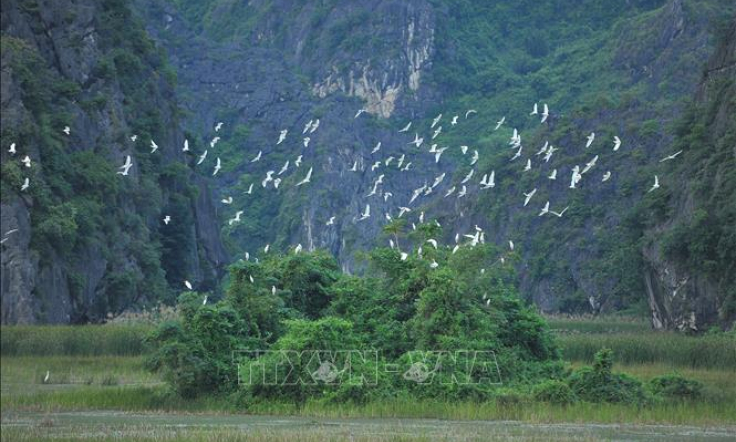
296;167;313;186
523;188;537;206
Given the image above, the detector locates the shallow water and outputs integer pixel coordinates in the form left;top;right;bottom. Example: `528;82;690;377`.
3;411;735;441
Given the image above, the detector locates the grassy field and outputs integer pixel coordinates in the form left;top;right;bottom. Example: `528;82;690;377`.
1;318;734;441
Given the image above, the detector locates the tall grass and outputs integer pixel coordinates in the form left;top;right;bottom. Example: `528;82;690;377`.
558;332;736;369
0;325;153;356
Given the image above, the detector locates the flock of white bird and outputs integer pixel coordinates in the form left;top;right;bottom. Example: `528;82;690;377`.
5;100;684;298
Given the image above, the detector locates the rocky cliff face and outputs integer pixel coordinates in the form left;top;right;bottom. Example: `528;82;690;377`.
643;16;735;331
1;0;227;324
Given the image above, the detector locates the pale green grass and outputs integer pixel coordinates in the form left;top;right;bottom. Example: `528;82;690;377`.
1;325;152;356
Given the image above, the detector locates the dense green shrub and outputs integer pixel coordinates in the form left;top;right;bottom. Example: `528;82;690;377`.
567;348;648;405
649;374;703;401
533;380;577;405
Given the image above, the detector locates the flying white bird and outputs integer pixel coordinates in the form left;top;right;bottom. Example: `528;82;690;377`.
350;160;358;172
536;141;549;156
250;150;262;163
431;113;442;128
326;216;336;226
262;170;275;187
451;115;459;125
582;155;599;174
530;103;538;115
277;129;288;145
659;150;683;162
432;126;442;139
295;155;303;167
432;173;446;188
426;239;438;249
397;154;405;169
461;168;475;184
354;109;367;118
117;155;133;176
21;177;30;191
273;178;281;189
409;133;424;148
445;186;456;197
228;210;244;225
130;135;137;142
197;150;208;165
509;240;514;250
570;166;582;189
494;117;506;130
296;167;313;186
613;136;622;151
371;161;381;171
429;260;439;269
541;104;549;123
63;126;70;135
550;207;569;217
371;142;382;154
602;171;612;182
470;150;479;165
419;211;425;224
246;183;254;194
539;201;550;216
272;286;277;295
399;121;412;133
183;139;189;152
44;371;50;383
303;120;313;134
524;159;532;172
452;245;460;254
457;185;467;198
8;143;16;155
385;156;395;166
210;136;220;148
163;215;171;225
221;196;233;205
278;160;290;175
150;140;159;153
511;145;523;161
303;137;310;148
398;207;411;217
185;280;193;290
523;188;537;207
309;119;320;133
435;147;448;163
585;132;595;148
465;109;477;118
400;252;408;261
548;169;557;180
544;145;557;163
402;162;412;171
359;204;371;221
295;244;303;254
649;175;660;192
264;244;270;253
19;155;30;168
215;122;223;132
202;295;208;305
212;157;221;175
460;145;468;155
383;192;393;201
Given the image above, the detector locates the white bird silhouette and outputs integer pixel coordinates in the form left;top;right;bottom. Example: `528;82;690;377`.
228;210;244;225
383;192;393;202
359;204;371;221
354;109;366;119
221;196;233;204
212;157;221;175
296;167;313;186
432;173;446;188
210;136;220;148
350;160;358;172
409;133;424;148
150;140;159;153
215;122;223;132
246;183;254;194
303;120;313;134
250;151;262;163
427;239;438;249
524;159;532;172
445;186;456;197
183;139;189;152
470;150;479;165
429;260;439;269
202;295;208;305
523;188;537;206
544;145;557;163
371;142;382;154
197;150;208;165
585;132;595;148
550;207;569;217
295;155;303;167
465;109;477;118
397;154;405;168
277;129;288;145
9;143;16;155
435;147;448;163
536;141;549;156
659;150;683;162
44;370;50;383
432;126;442;139
117;155;133;176
309;119;320;133
649;175;660;192
262;170;275;187
530;103;538;115
130;135;137;142
431;113;442;128
402;162;412;171
326;216;336;226
509;240;514;250
295;244;303;254
511;145;523;161
163;215;171;225
399;121;412;133
451;115;459;125
570;166;582;189
461;168;474;184
460;145;468;155
278;160;289;175
613;136;622;151
581;155;598;174
602;171;611;182
264;244;270;253
400;252;408;261
494;117;505;130
539;201;550;216
185;280;193;290
21;177;29;191
371;161;381;171
303;137;310;148
541;104;549;123
457;185;467;198
63;126;70;135
548;169;557;180
398;207;411;217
